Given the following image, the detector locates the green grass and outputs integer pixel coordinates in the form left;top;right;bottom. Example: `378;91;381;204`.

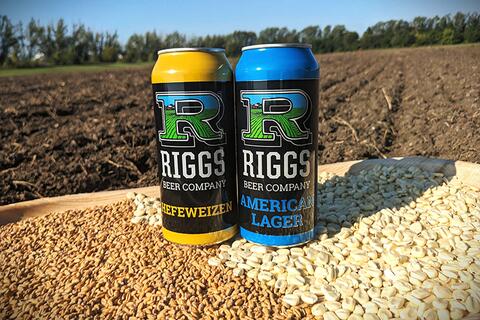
0;62;153;78
161;108;219;140
244;108;306;140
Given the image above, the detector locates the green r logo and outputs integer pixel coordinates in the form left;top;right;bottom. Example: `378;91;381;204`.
156;92;226;147
241;90;312;147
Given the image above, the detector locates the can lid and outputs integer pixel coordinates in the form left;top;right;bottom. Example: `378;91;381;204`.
241;43;312;51
157;48;225;55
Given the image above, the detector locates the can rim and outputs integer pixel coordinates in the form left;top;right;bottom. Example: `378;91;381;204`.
157;48;225;55
241;43;312;51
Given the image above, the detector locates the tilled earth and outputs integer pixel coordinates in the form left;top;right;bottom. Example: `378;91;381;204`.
1;45;479;205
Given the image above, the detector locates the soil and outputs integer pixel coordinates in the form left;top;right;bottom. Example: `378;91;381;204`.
1;45;479;205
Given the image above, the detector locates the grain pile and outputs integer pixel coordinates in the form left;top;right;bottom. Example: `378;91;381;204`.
1;165;480;319
211;165;480;320
0;201;299;319
127;192;162;226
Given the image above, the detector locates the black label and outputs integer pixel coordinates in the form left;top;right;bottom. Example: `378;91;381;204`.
236;79;319;236
152;81;237;234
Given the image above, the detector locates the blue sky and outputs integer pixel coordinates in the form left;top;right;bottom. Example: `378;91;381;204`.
3;0;479;43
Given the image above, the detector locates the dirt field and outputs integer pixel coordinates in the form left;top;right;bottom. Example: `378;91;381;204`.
1;45;479;205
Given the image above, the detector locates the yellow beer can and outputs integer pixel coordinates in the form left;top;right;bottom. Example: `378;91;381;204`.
151;48;237;245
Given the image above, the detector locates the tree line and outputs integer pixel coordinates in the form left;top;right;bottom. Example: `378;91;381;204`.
0;12;479;67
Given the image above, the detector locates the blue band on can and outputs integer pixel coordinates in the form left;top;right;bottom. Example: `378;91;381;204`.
235;47;319;82
240;227;314;246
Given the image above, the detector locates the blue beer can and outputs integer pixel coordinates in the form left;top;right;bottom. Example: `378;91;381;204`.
235;44;320;247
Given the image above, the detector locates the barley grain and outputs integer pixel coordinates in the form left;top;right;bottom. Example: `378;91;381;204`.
312;302;327;317
283;294;300;306
0;201;284;319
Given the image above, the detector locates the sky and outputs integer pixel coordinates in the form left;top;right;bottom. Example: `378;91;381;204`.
3;0;479;43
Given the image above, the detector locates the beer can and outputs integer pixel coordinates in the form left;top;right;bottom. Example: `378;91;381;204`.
151;48;237;245
235;44;319;246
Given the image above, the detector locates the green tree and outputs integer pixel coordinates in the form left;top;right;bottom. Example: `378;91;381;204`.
464;13;480;43
452;12;466;43
25;19;43;62
38;24;55;63
441;28;455;45
434;15;452;44
412;16;428;33
390;20;415;47
326;25;359;51
9;22;25;66
187;35;204;47
299;25;322;52
196;34;226;48
125;33;145;62
144;31;163;61
362;27;384;49
164;31;186;48
52;19;70;64
257;27;280;43
69;24;94;64
0;15;18;65
100;32;120;62
225;31;256;56
257;27;298;44
343;31;359;50
412;16;435;45
92;32;103;62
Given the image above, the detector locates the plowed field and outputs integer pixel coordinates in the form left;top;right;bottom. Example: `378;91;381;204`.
1;45;479;205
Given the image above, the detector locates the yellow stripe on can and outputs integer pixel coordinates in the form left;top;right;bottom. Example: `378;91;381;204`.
162;225;238;246
152;50;232;83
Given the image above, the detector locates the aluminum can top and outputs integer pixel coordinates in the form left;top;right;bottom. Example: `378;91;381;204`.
152;48;232;84
236;43;319;82
157;47;225;55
